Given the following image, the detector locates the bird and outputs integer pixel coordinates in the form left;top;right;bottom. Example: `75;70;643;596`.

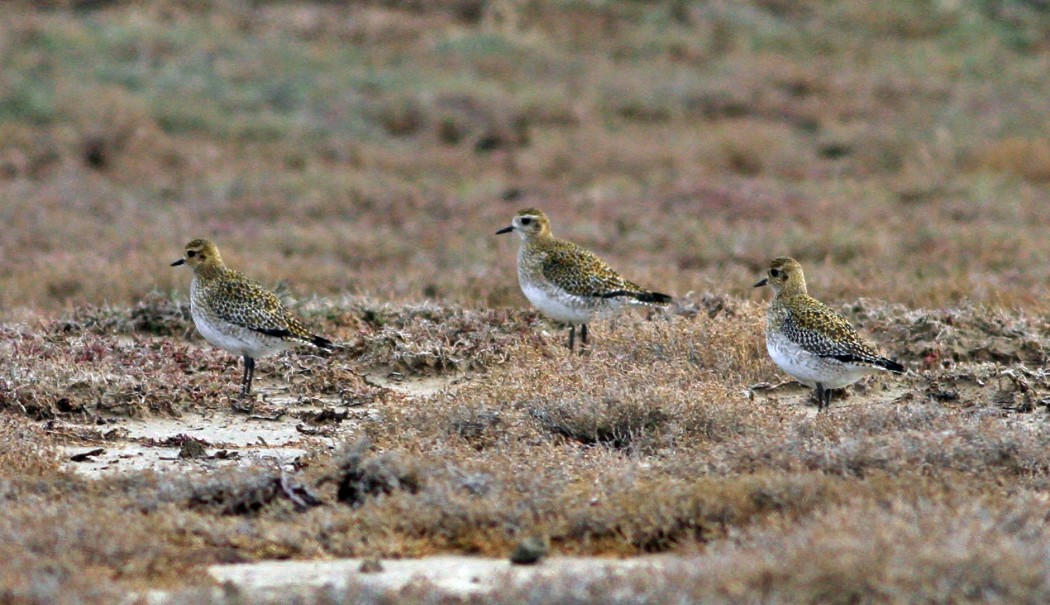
171;238;334;398
754;256;904;411
496;208;671;352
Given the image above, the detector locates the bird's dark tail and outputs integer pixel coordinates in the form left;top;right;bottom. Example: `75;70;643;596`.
600;290;672;304
255;326;337;351
825;353;905;373
877;357;905;374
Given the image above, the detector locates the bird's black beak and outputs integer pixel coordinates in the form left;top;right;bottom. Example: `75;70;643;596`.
753;277;768;288
496;226;514;235
171;258;186;267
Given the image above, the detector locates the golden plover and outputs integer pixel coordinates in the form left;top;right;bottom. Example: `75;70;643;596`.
497;208;671;352
754;256;903;411
172;239;333;397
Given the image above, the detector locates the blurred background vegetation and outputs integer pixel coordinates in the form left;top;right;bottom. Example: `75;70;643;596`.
5;6;1050;602
2;0;1050;316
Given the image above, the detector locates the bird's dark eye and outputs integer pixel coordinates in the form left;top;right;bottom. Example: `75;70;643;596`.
521;217;532;225
187;250;197;258
770;268;781;278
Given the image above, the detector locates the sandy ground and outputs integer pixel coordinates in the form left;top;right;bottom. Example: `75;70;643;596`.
141;554;680;603
61;370;458;478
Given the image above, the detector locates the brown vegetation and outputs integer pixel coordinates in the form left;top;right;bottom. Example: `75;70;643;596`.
3;0;1050;602
0;294;1049;602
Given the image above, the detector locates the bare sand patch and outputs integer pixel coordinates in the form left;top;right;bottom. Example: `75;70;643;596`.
204;554;675;600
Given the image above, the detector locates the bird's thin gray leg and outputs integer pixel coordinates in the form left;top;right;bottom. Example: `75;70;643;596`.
580;324;588;346
567;325;576;352
816;383;832;411
242;356;255;397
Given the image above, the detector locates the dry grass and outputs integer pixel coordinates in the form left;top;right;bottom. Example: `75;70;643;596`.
0;414;60;477
0;296;1048;601
2;1;1050;315
3;1;1050;602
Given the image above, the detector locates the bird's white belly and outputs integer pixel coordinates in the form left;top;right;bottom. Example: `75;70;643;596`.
192;309;288;359
767;333;872;389
521;282;595;324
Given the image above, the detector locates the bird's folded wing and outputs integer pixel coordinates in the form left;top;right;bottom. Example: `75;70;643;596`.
785;302;884;364
211;275;295;336
541;244;637;297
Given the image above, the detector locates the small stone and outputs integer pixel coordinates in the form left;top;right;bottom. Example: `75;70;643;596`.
509;536;548;565
178;440;207;459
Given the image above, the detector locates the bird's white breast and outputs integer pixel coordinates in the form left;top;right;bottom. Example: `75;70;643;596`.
520;281;595;324
190;299;291;359
767;331;874;389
